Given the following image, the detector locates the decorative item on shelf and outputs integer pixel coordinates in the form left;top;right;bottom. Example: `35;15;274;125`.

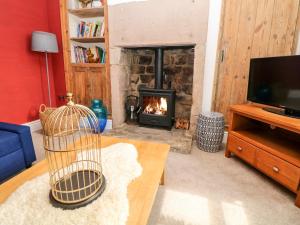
87;48;99;63
175;118;190;130
79;0;93;8
125;95;140;124
196;112;225;153
42;93;106;210
74;46;104;64
90;99;107;133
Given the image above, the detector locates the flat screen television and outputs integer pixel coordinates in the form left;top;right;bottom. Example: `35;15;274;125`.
247;55;300;118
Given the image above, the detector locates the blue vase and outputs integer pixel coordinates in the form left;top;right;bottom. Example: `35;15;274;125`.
90;99;107;133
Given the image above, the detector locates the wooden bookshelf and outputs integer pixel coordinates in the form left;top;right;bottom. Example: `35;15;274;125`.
68;7;104;18
70;37;105;43
60;0;111;114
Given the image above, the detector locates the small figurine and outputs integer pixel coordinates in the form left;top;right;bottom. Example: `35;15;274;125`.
79;0;93;8
86;48;99;63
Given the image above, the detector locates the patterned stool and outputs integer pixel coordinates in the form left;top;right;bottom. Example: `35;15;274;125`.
196;112;225;152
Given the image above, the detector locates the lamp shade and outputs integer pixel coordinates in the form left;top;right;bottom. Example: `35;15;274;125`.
31;31;58;53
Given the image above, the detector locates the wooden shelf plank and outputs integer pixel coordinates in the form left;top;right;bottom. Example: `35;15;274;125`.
230;104;300;134
71;63;105;68
231;130;300;167
70;37;105;43
68;7;104;18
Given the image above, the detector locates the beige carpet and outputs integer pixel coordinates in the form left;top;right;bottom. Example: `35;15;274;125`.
148;146;300;225
30;130;300;225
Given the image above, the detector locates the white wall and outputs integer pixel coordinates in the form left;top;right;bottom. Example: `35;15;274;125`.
202;0;223;112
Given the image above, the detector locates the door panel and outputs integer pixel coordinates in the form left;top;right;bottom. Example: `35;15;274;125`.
214;0;300;122
71;67;105;107
72;66;87;105
250;0;275;58
215;0;242;120
86;67;105;106
230;0;258;106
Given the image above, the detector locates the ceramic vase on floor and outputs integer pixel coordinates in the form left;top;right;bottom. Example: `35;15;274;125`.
91;99;107;133
196;112;225;152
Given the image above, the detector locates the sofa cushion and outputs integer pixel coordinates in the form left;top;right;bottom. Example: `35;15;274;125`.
0;148;26;183
0;130;21;157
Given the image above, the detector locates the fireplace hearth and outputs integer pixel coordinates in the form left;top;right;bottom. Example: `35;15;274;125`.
138;47;176;129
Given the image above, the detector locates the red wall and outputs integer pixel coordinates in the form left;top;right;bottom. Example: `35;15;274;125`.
47;0;67;107
0;1;66;124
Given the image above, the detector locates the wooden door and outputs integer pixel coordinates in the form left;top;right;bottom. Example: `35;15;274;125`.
71;66;105;106
71;66;88;105
86;67;105;106
214;0;300;122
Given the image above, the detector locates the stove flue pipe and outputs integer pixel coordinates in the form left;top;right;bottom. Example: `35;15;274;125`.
155;48;164;89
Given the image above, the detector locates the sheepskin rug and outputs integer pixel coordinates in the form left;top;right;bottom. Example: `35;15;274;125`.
0;143;142;225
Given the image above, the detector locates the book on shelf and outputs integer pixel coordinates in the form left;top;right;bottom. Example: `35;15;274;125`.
74;46;105;64
77;21;104;38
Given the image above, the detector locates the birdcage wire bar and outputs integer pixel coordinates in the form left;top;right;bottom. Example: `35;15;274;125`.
43;94;105;209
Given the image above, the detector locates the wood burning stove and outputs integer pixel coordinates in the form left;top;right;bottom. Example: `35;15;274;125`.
138;48;176;129
139;88;175;129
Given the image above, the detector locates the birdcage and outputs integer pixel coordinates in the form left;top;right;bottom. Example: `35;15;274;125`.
43;93;106;209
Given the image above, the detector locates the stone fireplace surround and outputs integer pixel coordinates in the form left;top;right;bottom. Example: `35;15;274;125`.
109;43;202;135
113;44;202;133
106;45;198;153
127;47;194;121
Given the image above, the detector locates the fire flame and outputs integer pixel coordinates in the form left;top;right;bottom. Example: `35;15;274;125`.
144;97;168;115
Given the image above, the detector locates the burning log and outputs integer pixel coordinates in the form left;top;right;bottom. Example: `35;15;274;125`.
143;97;168;115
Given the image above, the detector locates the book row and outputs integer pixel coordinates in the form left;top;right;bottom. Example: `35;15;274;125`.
77;21;105;38
74;46;105;64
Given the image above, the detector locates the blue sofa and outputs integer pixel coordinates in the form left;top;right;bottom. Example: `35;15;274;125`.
0;122;36;183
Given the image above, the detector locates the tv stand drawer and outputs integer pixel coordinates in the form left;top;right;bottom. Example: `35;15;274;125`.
256;149;300;192
227;134;256;165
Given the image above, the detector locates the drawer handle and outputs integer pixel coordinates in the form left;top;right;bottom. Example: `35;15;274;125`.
237;146;243;151
272;166;280;173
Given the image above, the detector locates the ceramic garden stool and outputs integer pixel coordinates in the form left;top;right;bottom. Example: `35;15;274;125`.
196;112;225;153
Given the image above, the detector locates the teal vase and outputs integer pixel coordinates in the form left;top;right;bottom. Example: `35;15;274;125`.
90;99;107;133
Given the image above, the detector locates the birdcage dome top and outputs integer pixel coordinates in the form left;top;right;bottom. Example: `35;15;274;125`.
43;93;99;137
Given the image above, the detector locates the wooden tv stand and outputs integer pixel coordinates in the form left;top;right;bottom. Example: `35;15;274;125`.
225;104;300;207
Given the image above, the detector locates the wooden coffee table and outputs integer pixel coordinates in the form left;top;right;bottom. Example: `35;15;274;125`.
0;136;170;225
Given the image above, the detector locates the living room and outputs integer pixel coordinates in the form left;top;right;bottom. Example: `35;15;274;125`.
1;0;300;225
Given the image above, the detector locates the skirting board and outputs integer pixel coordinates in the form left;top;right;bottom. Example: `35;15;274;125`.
24;119;113;132
23;120;42;132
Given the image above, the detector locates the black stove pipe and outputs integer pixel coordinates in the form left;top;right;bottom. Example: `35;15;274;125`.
155;48;164;89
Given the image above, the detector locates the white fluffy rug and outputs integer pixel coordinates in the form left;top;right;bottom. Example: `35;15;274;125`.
0;143;142;225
